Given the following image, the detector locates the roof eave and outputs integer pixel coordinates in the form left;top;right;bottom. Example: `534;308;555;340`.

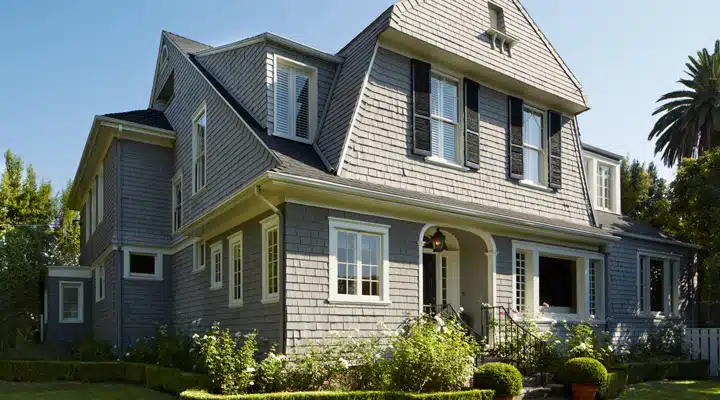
195;32;344;64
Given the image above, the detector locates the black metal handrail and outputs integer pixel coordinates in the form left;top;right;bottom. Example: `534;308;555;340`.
423;303;485;344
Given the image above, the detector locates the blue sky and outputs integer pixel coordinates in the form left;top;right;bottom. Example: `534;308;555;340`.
0;0;718;192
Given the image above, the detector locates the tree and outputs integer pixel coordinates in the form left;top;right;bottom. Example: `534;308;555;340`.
619;158;672;230
648;40;720;167
51;181;80;266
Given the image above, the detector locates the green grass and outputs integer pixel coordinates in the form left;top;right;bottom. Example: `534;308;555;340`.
619;380;720;399
0;381;176;400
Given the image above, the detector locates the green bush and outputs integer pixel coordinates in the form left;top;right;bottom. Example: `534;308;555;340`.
70;337;114;361
473;363;522;397
196;323;258;394
146;365;215;395
609;360;709;383
597;371;627;400
561;357;607;386
178;390;496;400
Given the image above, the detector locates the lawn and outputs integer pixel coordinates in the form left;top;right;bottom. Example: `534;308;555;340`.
619;380;720;399
0;382;176;400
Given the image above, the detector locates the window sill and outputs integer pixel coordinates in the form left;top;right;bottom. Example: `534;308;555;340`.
95;298;105;304
424;156;470;171
60;319;84;324
327;297;392;306
191;186;207;199
192;267;206;274
518;180;554;193
124;275;163;281
261;297;279;304
271;132;314;145
635;311;681;320
210;284;223;291
228;301;244;308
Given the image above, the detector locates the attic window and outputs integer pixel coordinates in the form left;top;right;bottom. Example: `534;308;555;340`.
156;71;175;110
160;45;169;69
273;56;318;143
489;3;505;32
486;3;519;54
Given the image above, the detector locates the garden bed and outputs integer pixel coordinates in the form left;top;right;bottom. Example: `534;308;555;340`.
179;390;495;400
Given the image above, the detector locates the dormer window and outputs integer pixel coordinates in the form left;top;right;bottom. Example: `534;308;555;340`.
583;150;621;214
489;3;505;32
597;164;612;210
274;56;317;143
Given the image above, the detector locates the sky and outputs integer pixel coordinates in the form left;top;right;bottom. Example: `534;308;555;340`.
0;0;718;192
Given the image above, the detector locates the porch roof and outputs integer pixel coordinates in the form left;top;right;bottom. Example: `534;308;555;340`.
595;210;698;248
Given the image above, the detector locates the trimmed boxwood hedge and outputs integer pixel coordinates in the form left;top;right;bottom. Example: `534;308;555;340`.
473;362;522;397
561;358;607;386
609;360;709;384
597;371;627;400
0;360;212;394
179;390;496;400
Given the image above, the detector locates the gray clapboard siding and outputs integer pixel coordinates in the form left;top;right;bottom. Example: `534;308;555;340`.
80;142;118;266
92;250;120;347
315;9;391;169
196;43;269;127
121;255;172;348
389;0;585;107
341;47;591;225
170;212;283;349
45;276;93;346
284;203;422;348
160;35;279;225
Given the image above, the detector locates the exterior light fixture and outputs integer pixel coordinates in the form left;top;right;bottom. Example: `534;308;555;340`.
430;228;446;253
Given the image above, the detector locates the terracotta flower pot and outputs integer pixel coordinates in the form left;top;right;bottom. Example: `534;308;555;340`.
571;384;599;400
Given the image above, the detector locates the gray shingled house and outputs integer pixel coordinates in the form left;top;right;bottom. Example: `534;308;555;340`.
43;0;698;356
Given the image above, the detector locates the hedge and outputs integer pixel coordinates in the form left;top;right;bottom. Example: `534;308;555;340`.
179;390;496;400
0;360;212;394
609;360;709;384
597;371;627;400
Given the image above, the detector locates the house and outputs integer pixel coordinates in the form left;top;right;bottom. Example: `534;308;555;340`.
43;0;698;355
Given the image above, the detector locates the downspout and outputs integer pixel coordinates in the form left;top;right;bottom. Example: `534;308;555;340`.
115;126;124;356
254;186;285;352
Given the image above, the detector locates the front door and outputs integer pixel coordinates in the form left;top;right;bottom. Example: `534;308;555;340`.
423;251;460;311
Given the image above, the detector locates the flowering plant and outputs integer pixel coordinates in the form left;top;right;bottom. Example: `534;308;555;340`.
195;323;258;394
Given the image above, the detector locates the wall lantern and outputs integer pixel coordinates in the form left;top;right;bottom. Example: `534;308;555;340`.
430;228;446;253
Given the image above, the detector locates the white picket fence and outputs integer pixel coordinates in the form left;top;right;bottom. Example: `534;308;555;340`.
685;328;720;376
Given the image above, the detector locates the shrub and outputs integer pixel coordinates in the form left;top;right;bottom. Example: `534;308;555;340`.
70;337;114;361
597;371;627;400
196;323;258;394
257;347;289;393
548;319;613;366
561;357;607;386
609;360;709;383
387;313;479;393
625;323;686;362
146;365;215;395
473;362;522;397
179;390;496;400
124;325;203;372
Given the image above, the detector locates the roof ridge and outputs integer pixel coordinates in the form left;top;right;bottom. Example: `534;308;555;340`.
163;30;213;49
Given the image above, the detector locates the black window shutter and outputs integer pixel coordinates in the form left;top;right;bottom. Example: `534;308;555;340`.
464;78;480;169
508;96;524;180
411;59;432;156
548;110;563;189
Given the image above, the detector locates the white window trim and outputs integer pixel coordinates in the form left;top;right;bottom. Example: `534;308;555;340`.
172;172;183;232
84;194;90;243
636;250;681;317
596;163;613;212
261;214;281;304
328;217;391;305
191;102;208;195
584;156;621;214
193;239;207;272
512;241;604;321
97;164;104;224
228;231;244;307
210;241;223;290
94;263;105;302
428;70;464;166
59;281;84;324
272;55;318;144
520;105;548;187
123;249;164;281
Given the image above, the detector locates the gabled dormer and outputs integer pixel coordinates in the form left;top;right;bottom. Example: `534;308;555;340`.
582;143;622;215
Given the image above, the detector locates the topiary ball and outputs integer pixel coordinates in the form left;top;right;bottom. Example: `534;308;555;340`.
474;362;523;397
562;357;608;386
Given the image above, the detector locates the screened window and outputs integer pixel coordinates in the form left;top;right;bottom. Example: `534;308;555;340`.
210;242;222;290
228;232;243;306
522;107;545;185
192;104;207;193
60;281;83;323
172;175;182;232
275;58;316;142
430;74;459;163
261;216;280;302
597;164;611;210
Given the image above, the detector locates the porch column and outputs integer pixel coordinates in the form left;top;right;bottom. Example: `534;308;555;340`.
486;251;498;306
529;250;540;318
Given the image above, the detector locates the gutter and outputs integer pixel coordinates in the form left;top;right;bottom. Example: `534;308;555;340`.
253;186;286;353
604;230;701;250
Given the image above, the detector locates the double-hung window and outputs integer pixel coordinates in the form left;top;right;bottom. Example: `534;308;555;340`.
228;231;243;307
597;164;611;210
172;174;182;232
522;106;545;185
59;281;83;323
210;242;223;290
274;57;317;142
430;74;460;163
638;253;680;314
328;217;390;304
95;264;105;302
261;215;280;303
193;241;206;272
192;103;207;193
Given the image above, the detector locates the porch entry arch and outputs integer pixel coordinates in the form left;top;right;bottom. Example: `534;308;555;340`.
417;224;497;315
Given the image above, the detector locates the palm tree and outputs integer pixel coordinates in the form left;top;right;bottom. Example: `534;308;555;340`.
648;40;720;167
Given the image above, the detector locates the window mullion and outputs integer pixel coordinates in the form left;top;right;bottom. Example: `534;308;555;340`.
356;233;363;297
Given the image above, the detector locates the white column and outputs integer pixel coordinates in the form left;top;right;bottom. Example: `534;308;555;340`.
613;163;622;214
486;251;498;306
577;257;589;319
529;250;540;318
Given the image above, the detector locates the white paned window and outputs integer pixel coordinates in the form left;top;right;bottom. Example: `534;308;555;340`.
193;241;206;272
210;242;223;290
274;57;317;142
589;260;597;316
329;218;390;304
228;232;243;307
172;174;182;232
60;281;83;323
515;252;526;312
192;104;207;193
638;253;679;314
95;264;105;302
430;74;459;163
522;107;545;185
261;215;280;303
597;164;611;210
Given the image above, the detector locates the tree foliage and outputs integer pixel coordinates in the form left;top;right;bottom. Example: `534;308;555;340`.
649;40;720;167
619;158;672;230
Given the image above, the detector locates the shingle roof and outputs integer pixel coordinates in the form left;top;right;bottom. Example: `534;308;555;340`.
102;109;173;131
582;143;623;161
165;32;212;54
595;210;687;243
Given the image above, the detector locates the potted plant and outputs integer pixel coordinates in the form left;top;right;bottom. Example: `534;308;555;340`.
473;362;522;400
561;357;608;400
